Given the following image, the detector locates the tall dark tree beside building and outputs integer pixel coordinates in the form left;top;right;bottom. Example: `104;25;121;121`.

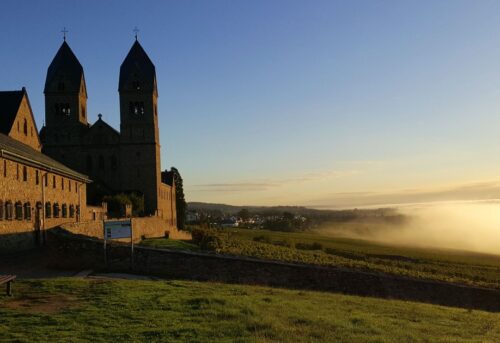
171;167;187;230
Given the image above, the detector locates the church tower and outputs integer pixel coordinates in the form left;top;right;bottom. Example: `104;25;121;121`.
119;40;162;215
44;40;88;133
42;40;88;173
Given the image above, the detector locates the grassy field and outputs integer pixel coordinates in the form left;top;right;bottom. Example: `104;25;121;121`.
0;278;498;342
141;238;199;251
141;228;500;290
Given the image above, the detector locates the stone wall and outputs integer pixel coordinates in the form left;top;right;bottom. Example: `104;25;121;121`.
60;216;191;242
46;228;500;312
85;204;108;221
0;156;88;253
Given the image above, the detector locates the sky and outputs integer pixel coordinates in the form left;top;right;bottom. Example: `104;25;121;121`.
3;0;500;208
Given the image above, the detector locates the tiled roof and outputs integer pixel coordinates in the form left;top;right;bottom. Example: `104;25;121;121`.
0;133;90;182
0;90;24;134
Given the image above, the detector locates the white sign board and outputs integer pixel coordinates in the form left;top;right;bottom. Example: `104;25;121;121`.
104;220;132;239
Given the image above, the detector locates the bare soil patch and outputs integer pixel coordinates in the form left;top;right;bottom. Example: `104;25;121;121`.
4;294;80;314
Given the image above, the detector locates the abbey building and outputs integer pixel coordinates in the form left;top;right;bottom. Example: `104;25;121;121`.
40;39;177;223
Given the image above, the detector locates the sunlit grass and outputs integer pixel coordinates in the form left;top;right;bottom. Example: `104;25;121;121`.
0;278;498;342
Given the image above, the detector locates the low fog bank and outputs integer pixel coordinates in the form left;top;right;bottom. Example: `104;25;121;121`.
317;202;500;255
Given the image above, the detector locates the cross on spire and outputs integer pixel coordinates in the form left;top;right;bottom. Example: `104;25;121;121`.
61;27;68;41
133;26;140;41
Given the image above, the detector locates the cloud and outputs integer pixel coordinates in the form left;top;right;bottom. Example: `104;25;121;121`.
308;180;500;209
188;169;359;193
189;182;279;192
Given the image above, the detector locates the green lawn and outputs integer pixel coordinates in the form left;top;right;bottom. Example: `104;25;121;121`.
0;278;498;342
142;228;500;289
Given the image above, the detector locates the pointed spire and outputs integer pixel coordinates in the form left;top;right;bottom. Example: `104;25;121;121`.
44;40;85;94
119;40;157;94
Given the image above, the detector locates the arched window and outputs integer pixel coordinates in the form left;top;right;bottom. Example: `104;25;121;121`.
5;201;13;220
22;166;27;182
62;204;67;218
0;200;4;220
69;205;75;218
45;202;52;218
62;103;71;116
15;201;23;220
24;202;31;220
129;101;145;115
98;155;105;170
53;203;60;218
23;119;28;136
86;155;92;172
81;105;86;118
139;102;145;115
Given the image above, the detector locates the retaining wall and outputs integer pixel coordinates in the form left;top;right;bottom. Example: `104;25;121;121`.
60;217;191;242
46;228;500;312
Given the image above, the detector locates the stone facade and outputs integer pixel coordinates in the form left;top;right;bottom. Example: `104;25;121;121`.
0;89;94;253
60;217;190;243
40;40;177;222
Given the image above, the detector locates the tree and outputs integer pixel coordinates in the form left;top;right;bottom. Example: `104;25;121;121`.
171;167;187;230
283;211;294;221
237;209;250;221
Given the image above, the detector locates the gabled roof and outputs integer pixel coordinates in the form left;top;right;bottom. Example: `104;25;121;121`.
119;40;157;94
88;115;120;137
0;90;24;134
44;41;85;94
0;133;90;182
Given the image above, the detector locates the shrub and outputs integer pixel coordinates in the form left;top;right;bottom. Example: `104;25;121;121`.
272;240;291;248
102;192;144;217
253;235;271;243
191;228;223;252
295;242;323;250
191;228;207;244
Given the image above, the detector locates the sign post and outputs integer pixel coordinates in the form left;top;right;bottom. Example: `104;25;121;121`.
103;219;133;269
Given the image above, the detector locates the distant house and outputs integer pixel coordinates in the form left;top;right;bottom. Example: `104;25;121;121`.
186;211;199;223
221;217;239;228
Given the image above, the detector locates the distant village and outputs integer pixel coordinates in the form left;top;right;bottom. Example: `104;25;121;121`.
185;205;406;231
